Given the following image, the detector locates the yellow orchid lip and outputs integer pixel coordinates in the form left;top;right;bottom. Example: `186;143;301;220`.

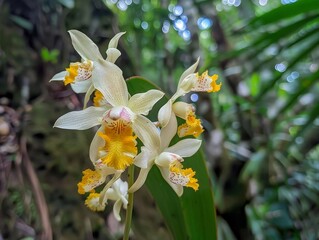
98;119;137;171
178;110;204;138
193;71;221;93
169;163;199;191
64;60;93;85
77;169;106;194
85;192;106;211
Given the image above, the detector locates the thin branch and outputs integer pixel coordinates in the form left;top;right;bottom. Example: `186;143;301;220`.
20;137;52;240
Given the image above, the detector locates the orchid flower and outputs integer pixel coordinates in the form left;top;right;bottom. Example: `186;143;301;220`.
84;178;128;221
129;112;202;196
158;58;221;138
54;60;164;171
50;30;125;106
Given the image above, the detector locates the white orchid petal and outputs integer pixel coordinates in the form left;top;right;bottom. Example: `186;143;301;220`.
83;84;96;109
105;188;117;201
178;58;200;87
93;60;129;106
134;147;154;168
89;126;104;163
166;139;202;157
108;32;126;48
113;199;123;221
70;80;92;93
100;172;122;204
50;71;66;82
128;90;164;116
160;112;177;150
53;106;105;130
129;167;152;193
68;30;102;61
106;48;121;63
173;74;197;101
133;115;160;150
118;179;128;196
154;152;174;167
158;100;172;128
172;102;193;120
158;166;183;197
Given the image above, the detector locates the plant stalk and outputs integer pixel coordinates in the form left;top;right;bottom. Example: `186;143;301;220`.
123;165;134;240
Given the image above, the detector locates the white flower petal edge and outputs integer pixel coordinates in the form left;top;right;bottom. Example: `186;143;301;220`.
129;167;152;193
106;32;125;63
53;106;105;130
113;199;123;221
108;32;126;48
177;57;199;87
104;178;128;221
68;30;103;61
158;167;183;197
50;71;67;82
100;172;122;202
70;80;92;93
128;89;164;115
158;100;172;127
134;147;155;168
106;48;121;63
132;115;160;150
93;60;129;107
166;139;202;158
83;84;95;108
160;112;177;150
89;126;104;164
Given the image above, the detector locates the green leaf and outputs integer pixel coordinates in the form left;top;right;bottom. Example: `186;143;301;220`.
271;70;319;124
267;203;294;229
126;77;217;240
255;36;319;102
249;73;260;97
245;0;319;30
224;15;319;61
10;15;33;30
240;149;266;182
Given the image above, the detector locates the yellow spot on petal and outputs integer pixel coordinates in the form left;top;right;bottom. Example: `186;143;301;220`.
77;169;105;194
192;71;221;93
98;120;137;170
178;110;204;138
169;162;199;191
85;192;105;211
93;90;109;107
64;60;93;86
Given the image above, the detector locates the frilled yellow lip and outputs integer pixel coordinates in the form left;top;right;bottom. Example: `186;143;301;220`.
178;109;204;138
85;192;106;211
98;119;137;170
169;161;199;191
77;169;105;194
64;60;93;85
194;71;221;93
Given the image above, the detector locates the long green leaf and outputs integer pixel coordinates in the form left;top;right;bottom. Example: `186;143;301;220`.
271;70;319;124
255;36;319;102
223;15;319;61
245;0;319;30
250;26;319;74
126;77;217;240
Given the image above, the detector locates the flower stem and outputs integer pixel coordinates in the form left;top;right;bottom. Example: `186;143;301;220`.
123;165;134;240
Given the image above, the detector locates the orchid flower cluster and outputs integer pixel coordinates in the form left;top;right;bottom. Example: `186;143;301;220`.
50;30;221;221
